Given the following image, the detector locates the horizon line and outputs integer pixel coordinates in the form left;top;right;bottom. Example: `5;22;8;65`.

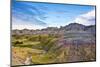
12;22;96;30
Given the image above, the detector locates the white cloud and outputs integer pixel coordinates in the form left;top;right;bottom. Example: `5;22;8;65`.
12;9;95;30
12;17;47;30
67;9;95;26
12;24;47;30
81;9;95;19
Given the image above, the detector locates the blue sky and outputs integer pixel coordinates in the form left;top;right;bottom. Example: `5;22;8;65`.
12;1;95;29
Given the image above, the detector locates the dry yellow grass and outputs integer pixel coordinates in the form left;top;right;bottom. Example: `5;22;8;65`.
12;47;45;65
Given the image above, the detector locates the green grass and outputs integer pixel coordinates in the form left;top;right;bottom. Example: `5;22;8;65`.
12;34;96;65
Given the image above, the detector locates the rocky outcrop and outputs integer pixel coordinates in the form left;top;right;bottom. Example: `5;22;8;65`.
12;23;96;35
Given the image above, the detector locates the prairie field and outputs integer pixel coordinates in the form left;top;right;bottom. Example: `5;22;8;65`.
12;33;96;66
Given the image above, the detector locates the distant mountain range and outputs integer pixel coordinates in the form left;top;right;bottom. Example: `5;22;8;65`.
12;23;96;36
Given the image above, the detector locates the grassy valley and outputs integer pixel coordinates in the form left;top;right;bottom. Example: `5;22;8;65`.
12;23;96;66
